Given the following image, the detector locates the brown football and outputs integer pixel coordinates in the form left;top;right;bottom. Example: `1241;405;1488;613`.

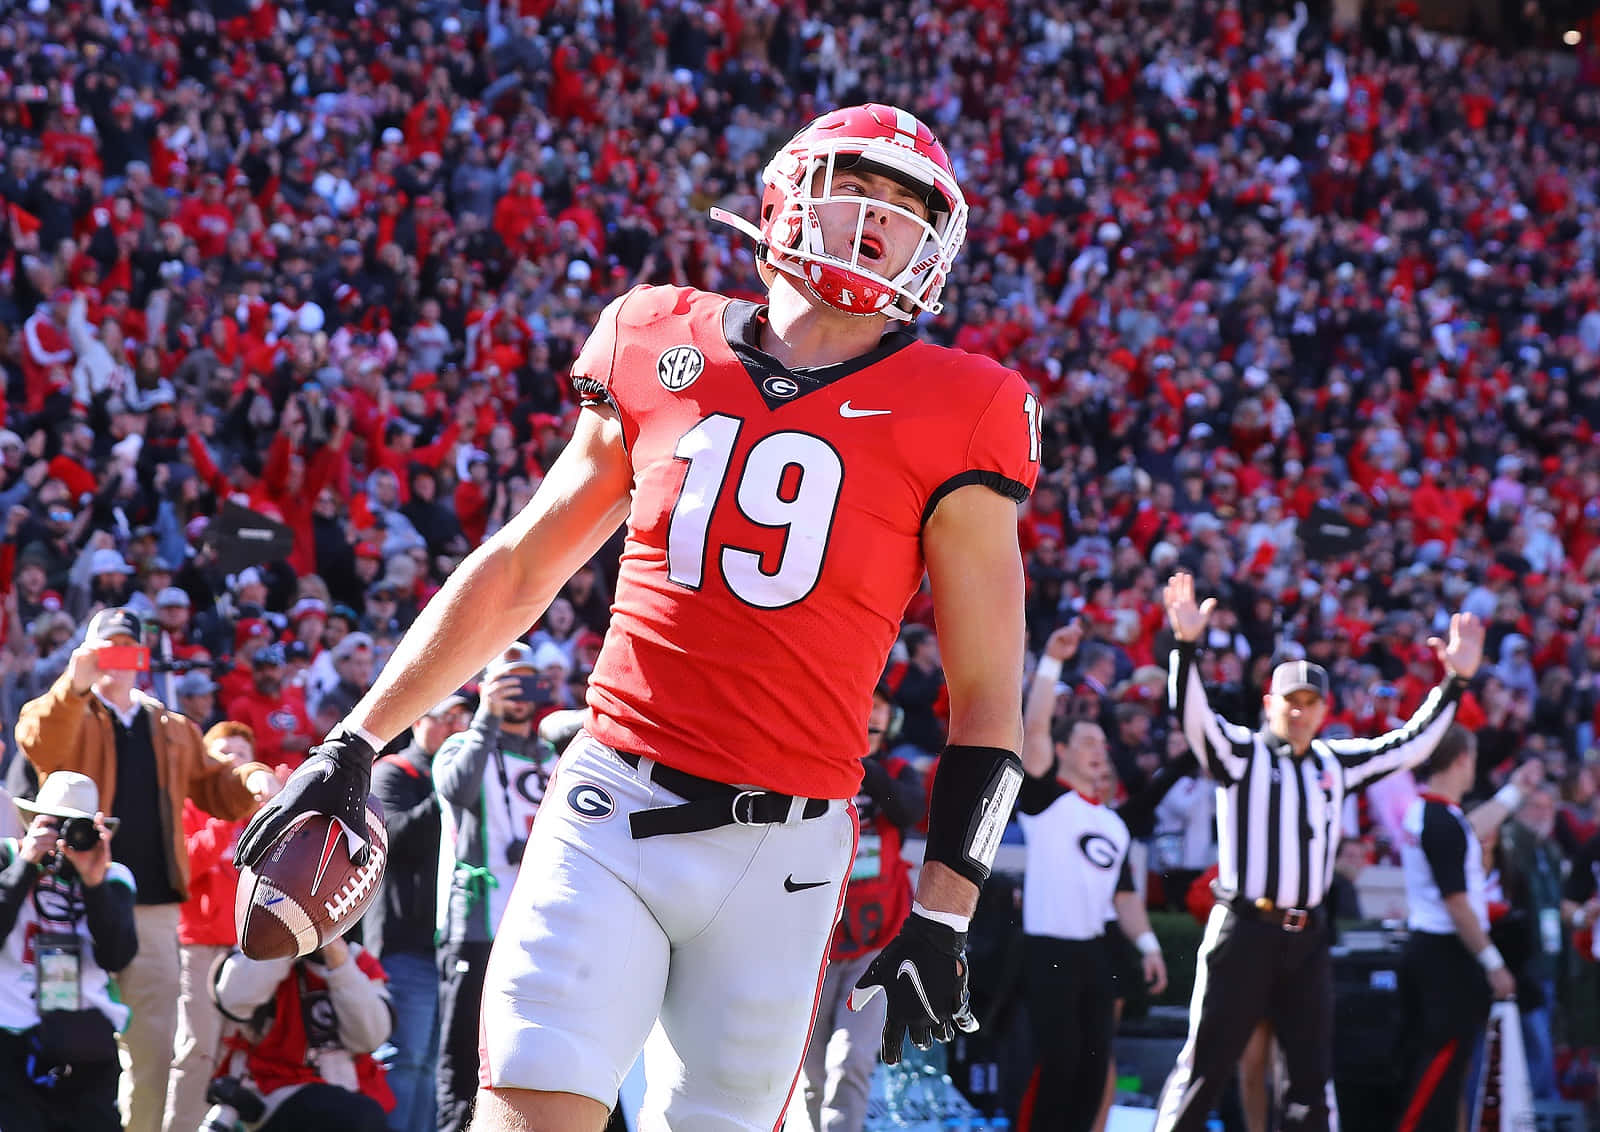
235;796;388;960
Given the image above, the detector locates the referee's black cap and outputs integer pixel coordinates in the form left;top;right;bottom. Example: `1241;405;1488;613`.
1269;659;1330;701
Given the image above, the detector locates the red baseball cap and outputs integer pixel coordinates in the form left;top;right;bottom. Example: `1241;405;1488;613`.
355;541;383;561
235;618;269;648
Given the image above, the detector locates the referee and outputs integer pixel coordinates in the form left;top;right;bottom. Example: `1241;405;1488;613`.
1152;573;1484;1132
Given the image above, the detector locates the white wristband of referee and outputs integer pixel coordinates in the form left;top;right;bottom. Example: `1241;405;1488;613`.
1477;945;1506;972
1135;931;1162;956
1493;783;1524;813
1035;656;1063;684
913;901;972;933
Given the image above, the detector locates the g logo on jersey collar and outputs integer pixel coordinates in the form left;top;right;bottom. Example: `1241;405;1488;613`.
763;375;799;399
658;345;705;391
567;783;616;821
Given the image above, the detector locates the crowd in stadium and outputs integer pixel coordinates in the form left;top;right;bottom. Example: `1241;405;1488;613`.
4;0;1600;1126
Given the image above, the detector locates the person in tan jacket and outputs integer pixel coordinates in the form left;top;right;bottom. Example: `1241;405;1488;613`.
16;607;281;1132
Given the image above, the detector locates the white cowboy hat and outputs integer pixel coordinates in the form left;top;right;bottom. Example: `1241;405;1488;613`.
15;771;121;834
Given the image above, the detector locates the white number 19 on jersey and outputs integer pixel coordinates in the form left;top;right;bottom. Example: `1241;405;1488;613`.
665;414;844;610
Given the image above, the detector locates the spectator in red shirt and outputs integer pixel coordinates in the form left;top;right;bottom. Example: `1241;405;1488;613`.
225;644;314;771
20;290;75;410
176;174;234;259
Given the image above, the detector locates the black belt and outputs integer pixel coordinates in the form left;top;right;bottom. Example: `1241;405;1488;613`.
1221;892;1323;933
617;752;830;839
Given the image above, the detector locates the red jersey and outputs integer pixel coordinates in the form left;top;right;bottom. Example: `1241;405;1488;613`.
575;286;1039;799
226;686;313;770
178;799;243;946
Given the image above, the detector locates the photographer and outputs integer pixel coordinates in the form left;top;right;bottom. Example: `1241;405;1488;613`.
0;772;137;1132
210;935;393;1132
432;643;557;1132
15;607;279;1132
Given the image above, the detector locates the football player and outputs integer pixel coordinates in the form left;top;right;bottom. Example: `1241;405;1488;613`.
237;104;1040;1131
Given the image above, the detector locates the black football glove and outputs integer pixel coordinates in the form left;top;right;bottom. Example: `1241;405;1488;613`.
847;911;978;1064
234;729;377;868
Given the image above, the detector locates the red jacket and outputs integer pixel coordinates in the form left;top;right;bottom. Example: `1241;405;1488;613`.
21;311;73;411
262;432;345;576
179;799;243;946
831;754;916;961
220;948;395;1110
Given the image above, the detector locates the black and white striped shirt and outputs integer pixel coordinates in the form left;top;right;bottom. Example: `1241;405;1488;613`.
1169;642;1463;911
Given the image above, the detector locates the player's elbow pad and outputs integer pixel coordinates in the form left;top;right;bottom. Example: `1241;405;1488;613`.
923;745;1023;887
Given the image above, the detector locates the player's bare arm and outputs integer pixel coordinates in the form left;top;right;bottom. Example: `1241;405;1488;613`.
1022;623;1082;779
850;481;1027;1060
236;403;632;872
345;402;632;745
917;481;1028;916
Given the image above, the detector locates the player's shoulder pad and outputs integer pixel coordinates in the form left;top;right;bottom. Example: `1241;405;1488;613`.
907;338;1027;400
572;284;722;414
614;282;721;325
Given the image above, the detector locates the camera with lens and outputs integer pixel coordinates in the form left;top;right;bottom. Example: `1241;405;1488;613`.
505;838;526;866
198;1075;265;1132
60;817;100;852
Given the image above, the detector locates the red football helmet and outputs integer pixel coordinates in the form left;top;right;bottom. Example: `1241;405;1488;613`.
711;104;967;321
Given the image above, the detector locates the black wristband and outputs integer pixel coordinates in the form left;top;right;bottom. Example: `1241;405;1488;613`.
924;744;1023;888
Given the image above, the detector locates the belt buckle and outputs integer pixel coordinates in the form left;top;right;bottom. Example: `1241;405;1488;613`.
730;790;763;826
1282;908;1308;933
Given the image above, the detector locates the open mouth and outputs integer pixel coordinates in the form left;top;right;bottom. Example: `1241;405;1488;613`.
856;232;886;264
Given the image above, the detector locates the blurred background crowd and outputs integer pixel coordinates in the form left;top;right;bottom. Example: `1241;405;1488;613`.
6;0;1600;1126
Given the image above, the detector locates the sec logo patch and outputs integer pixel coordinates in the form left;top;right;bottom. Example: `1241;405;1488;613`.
657;345;705;391
567;783;616;821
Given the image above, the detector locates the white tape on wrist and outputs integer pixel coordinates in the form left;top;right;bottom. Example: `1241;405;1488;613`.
351;725;384;753
1135;931;1161;956
1477;945;1506;972
912;901;972;933
1035;656;1063;684
1493;784;1523;813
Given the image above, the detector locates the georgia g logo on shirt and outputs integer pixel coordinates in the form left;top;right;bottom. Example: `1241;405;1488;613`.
1079;833;1119;870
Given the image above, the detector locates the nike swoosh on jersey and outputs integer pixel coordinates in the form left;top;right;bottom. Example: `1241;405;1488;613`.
839;401;892;418
784;875;830;893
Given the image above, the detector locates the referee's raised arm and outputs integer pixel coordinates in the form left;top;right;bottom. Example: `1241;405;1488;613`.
1163;572;1251;786
1322;611;1485;791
